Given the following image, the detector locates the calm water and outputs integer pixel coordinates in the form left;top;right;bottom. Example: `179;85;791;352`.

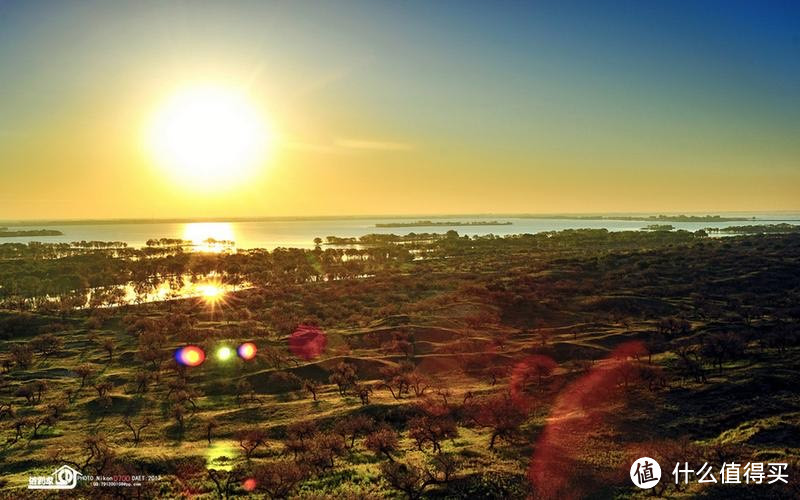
3;214;799;250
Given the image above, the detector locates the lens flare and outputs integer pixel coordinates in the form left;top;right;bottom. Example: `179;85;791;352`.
237;342;257;361
242;478;257;492
175;345;206;367
289;324;327;361
217;346;233;361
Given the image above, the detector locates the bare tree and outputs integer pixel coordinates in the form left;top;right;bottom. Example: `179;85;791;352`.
470;393;528;450
122;415;152;446
302;379;321;401
10;344;34;369
31;334;63;358
251;460;307;499
380;454;460;500
237;428;268;461
329;362;358;396
101;338;115;361
207;467;242;500
333;414;375;448
365;427;399;462
206;418;219;445
408;414;458;454
74;364;96;388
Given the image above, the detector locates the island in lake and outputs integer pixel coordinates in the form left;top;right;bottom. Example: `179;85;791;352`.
0;227;63;237
376;220;513;228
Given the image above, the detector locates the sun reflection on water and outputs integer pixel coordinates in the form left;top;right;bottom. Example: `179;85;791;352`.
182;222;236;253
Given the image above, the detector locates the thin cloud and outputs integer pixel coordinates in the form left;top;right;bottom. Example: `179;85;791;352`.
335;139;414;151
282;136;415;154
282;140;343;154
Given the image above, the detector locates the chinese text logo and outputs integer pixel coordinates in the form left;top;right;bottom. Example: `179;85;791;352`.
28;465;79;490
630;457;661;489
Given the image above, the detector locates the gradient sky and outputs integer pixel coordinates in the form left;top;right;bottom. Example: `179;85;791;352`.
1;0;799;220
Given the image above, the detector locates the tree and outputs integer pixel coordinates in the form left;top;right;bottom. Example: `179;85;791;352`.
380;454;459;500
471;393;528;450
11;417;29;443
74;364;96;388
10;344;34;369
207;467;242;500
235;379;262;406
237;428;268;461
638;364;668;391
304;433;346;472
15;384;36;405
206;418;219;445
81;434;116;473
168;380;202;415
674;343;707;384
518;356;557;387
172;405;186;431
31;334;63;358
302;379;321;401
286;420;317;445
33;380;49;403
365;427;399;462
379;364;411;400
134;370;151;393
252;460;307;499
408;414;458;454
700;332;746;373
406;373;430;397
31;412;56;438
123;415;152;446
333;414;374;448
329;362;358;396
101;338;115;361
354;383;373;405
0;401;14;420
487;365;508;386
93;379;113;408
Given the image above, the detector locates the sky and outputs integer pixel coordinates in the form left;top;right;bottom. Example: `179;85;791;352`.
0;0;799;220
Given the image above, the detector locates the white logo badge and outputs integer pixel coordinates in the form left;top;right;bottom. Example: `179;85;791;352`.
28;465;80;490
630;457;661;489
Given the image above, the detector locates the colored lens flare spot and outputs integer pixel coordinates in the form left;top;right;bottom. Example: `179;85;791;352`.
175;345;206;367
242;477;257;491
238;342;257;360
217;346;233;361
289;324;327;361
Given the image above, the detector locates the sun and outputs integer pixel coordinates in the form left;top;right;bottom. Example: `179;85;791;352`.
146;85;271;190
198;283;223;300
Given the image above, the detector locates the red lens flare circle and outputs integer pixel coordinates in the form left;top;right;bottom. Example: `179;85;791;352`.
289;324;327;361
242;477;257;491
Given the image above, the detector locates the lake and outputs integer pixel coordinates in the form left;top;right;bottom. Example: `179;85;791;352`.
2;214;799;250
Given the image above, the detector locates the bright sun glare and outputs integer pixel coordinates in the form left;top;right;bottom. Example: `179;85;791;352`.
183;222;236;252
147;85;270;189
197;282;225;307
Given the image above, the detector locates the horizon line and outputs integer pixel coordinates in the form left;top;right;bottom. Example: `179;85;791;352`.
3;210;800;226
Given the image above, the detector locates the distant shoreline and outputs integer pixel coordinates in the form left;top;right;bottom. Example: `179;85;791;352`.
0;228;63;237
3;213;800;228
376;220;513;228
